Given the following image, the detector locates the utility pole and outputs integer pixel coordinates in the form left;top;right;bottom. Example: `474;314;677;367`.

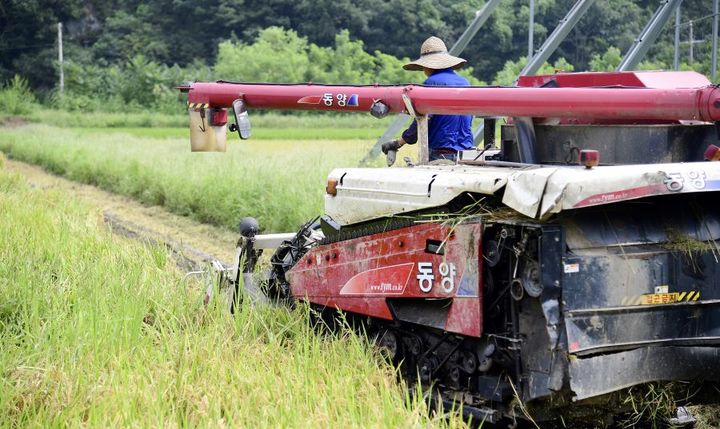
528;0;535;58
687;20;704;64
674;4;681;70
713;0;718;79
690;20;694;64
57;22;64;96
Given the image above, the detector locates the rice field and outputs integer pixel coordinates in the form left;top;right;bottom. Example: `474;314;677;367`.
0;161;468;427
24;109;398;140
5;114;719;427
0;121;393;233
0;117;464;427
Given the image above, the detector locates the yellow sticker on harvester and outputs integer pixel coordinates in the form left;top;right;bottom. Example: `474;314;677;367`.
621;290;701;306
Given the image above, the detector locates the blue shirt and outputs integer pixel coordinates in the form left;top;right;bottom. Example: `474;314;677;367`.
401;68;474;152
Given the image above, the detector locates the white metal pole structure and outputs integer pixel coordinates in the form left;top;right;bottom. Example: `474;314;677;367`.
470;0;596;142
519;0;596;77
57;22;64;96
674;4;681;70
617;0;682;71
712;0;718;79
450;0;503;56
528;0;535;58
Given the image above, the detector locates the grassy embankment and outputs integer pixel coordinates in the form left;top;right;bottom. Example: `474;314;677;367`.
0;111;396;233
0;158;466;427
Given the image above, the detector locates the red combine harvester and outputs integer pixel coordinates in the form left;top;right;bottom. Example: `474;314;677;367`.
180;71;720;426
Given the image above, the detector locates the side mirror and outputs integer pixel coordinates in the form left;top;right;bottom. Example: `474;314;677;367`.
232;98;251;140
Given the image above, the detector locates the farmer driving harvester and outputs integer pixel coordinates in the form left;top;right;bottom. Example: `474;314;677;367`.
381;36;474;162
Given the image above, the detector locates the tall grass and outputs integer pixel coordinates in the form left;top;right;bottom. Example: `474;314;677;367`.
66;125;388;140
0;76;37;116
23;109;394;132
26;109;188;128
0;168;465;427
0;124;387;232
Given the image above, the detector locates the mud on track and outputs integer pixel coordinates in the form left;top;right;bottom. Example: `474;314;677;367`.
4;159;238;270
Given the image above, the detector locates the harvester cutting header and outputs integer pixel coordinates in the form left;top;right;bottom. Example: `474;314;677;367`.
180;71;720;426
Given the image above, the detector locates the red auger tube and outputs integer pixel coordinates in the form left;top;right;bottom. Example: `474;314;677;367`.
184;80;720;123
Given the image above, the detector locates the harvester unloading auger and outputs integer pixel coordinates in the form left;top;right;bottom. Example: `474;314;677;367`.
180;71;720;426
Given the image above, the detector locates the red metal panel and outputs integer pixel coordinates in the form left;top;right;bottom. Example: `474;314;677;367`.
286;222;484;337
445;297;482;338
633;71;713;89
517;71;711;89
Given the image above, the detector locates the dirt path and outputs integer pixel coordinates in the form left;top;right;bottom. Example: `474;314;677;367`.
4;158;238;269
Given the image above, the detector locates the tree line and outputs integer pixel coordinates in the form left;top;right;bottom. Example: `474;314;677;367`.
0;0;717;112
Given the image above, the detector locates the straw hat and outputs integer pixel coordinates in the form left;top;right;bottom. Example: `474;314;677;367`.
403;36;466;71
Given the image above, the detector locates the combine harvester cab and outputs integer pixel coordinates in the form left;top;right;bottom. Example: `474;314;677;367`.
180;71;720;425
